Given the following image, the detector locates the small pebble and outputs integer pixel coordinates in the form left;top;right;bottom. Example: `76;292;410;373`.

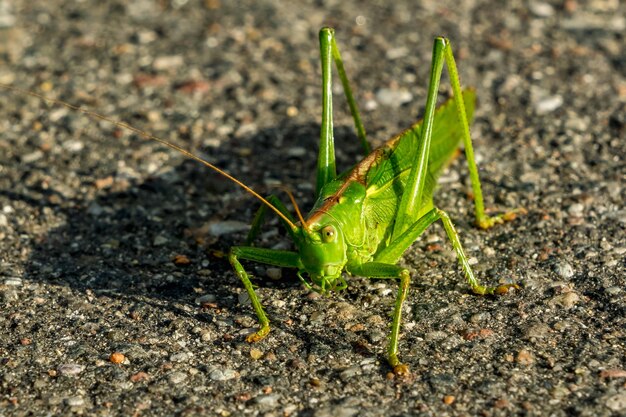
238;291;250;305
315;407;359;417
529;2;554;17
57;364;85;376
555;261;574;279
605;392;626;412
516;349;534;365
62;139;84;152
561;14;625;32
109;352;125;364
86;202;104;217
2;289;18;302
535;95;563;115
567;203;584;217
375;88;413;107
208;367;238;381
4;278;22;286
94;176;114;190
65;396;84;407
208;221;249;237
21;150;43;163
287;147;306;157
173;254;191;265
195;294;216;304
266;268;282;280
0;3;16;28
283;404;298;416
153;55;184;70
168;371;187;384
494;398;511;409
250;348;263;360
33;378;47;389
310;311;324;323
553;320;573;331
169;352;189;362
550;292;580;309
368;330;385;343
463;328;494;340
286;106;298;117
524;323;551;339
605;286;622;295
469;312;491;324
153;235;169;246
425;330;448;341
599;369;626;379
255;394;280;409
386;46;408;59
130;372;150;382
443;395;455;405
339;365;361;381
376;286;392;297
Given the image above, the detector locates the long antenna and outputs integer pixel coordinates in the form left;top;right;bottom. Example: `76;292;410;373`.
271;185;309;231
0;83;299;231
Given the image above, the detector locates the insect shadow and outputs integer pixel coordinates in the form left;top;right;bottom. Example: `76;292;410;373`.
15;121;364;335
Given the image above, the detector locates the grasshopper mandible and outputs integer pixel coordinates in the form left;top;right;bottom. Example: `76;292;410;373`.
1;28;523;375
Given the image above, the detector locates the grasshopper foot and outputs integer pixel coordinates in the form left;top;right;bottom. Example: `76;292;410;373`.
245;325;270;343
472;282;520;296
388;353;411;376
393;363;410;376
493;283;520;295
476;207;527;230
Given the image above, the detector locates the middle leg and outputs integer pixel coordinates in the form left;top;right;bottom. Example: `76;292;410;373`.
377;207;517;295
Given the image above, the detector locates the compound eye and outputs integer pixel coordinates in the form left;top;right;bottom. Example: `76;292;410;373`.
321;225;336;243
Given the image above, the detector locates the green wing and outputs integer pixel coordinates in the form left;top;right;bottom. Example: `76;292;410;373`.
361;89;476;249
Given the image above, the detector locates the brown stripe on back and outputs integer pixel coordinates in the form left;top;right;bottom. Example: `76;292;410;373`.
305;132;405;225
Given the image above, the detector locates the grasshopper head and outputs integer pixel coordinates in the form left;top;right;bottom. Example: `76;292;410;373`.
296;218;348;294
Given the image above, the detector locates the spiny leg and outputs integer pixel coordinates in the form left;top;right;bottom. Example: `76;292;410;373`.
229;247;301;342
392;38;447;239
348;262;411;375
392;37;524;239
375;208;441;265
434;207;518;295
377;207;517;294
366;208;517;373
322;27;370;155
442;40;526;229
316;27;336;197
316;28;370;198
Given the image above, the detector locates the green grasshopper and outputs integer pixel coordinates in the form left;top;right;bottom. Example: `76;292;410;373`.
1;28;522;375
230;28;523;375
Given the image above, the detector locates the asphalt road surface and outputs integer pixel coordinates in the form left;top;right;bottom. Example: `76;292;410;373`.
0;0;624;416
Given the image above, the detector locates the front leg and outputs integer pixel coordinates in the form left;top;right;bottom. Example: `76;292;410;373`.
348;262;412;375
229;247;302;342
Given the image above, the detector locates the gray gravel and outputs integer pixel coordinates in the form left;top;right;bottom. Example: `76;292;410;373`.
0;0;624;416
